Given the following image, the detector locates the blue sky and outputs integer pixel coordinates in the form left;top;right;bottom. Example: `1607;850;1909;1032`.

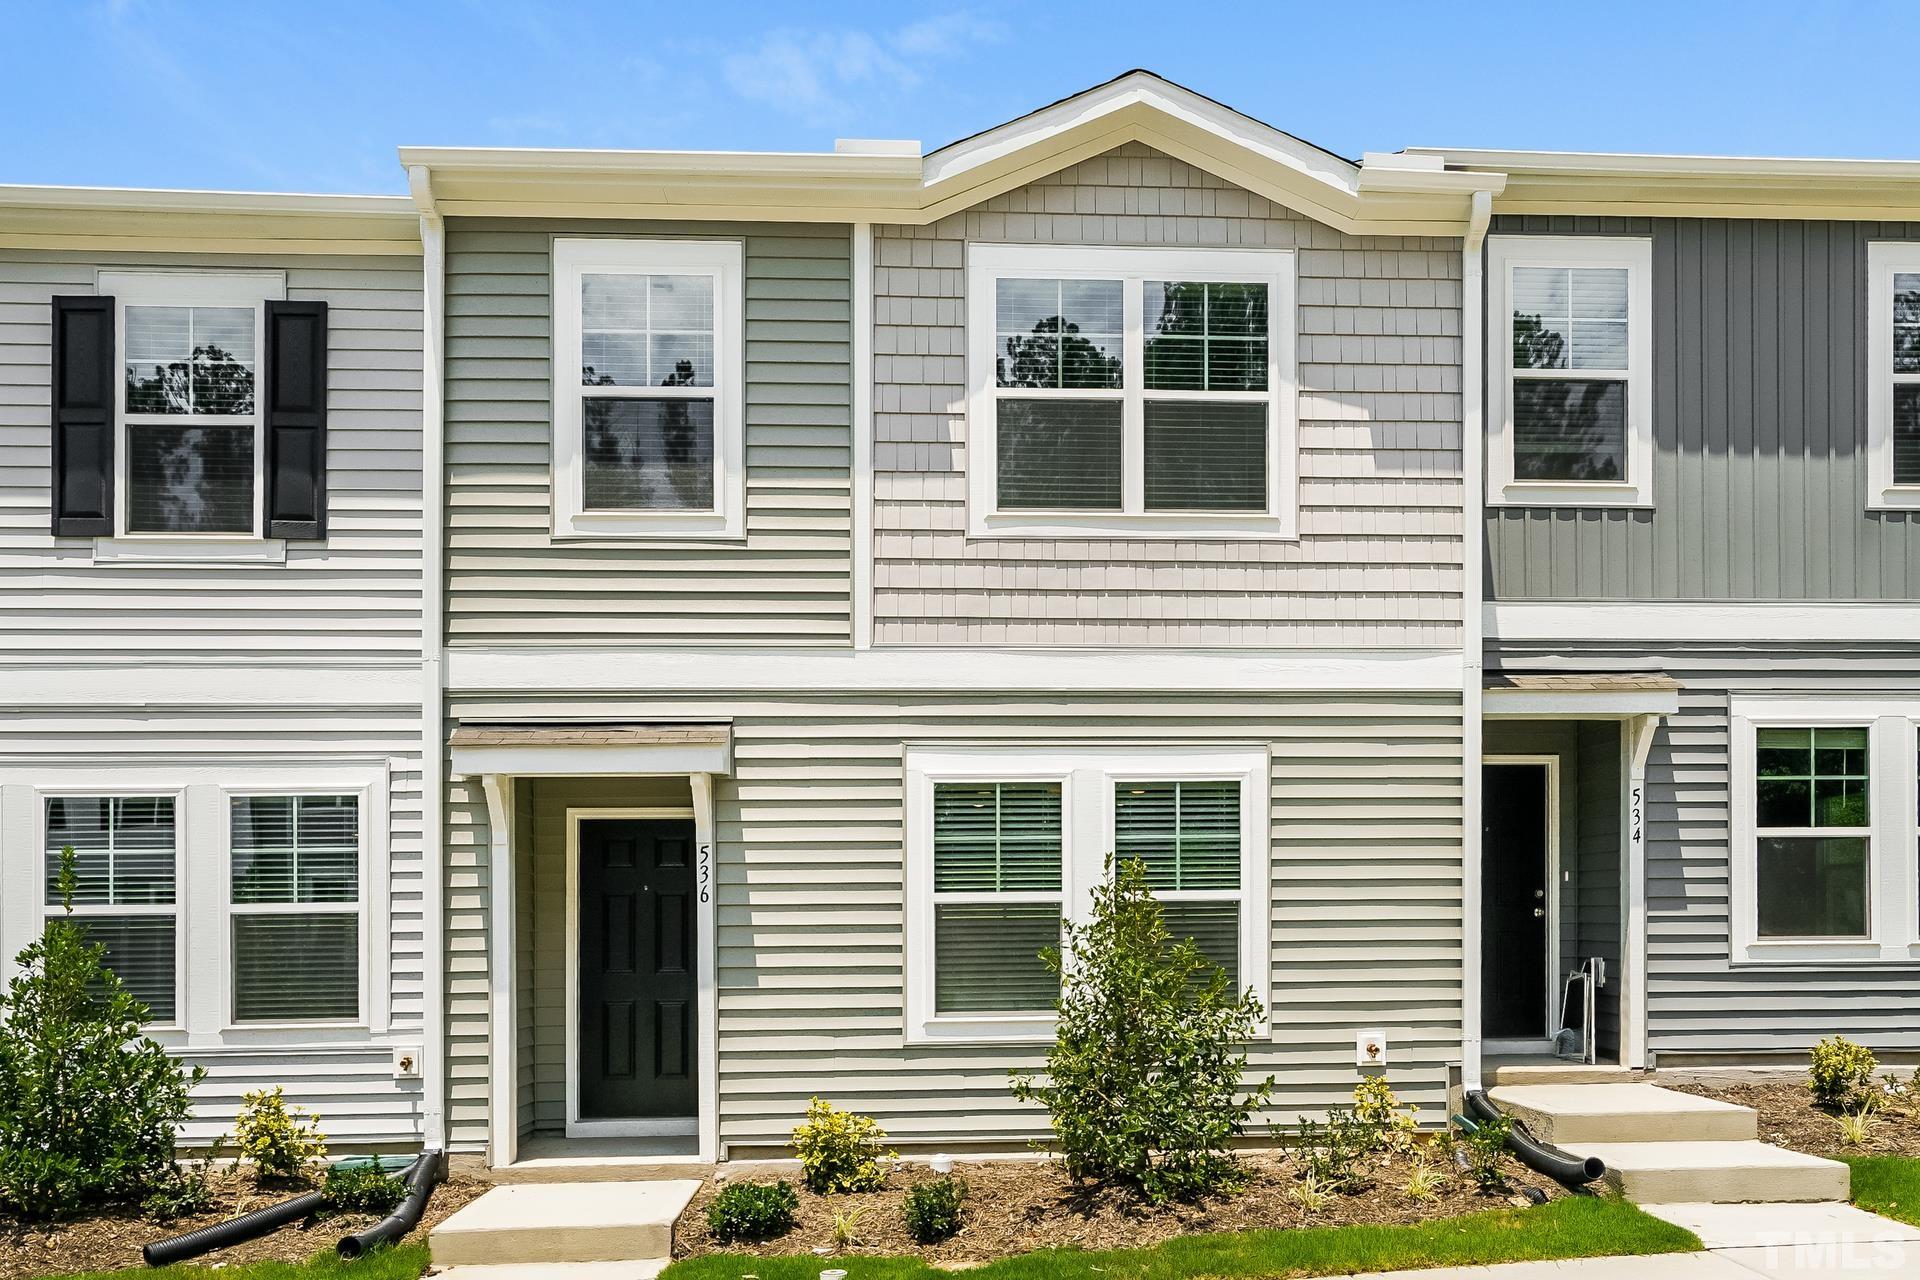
2;0;1916;195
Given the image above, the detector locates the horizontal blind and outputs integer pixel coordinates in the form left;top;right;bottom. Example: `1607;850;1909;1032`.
934;902;1060;1013
1113;780;1241;890
66;915;176;1023
232;794;360;903
233;915;358;1021
933;781;1062;891
45;795;176;905
931;781;1062;1014
230;794;360;1023
1160;900;1240;988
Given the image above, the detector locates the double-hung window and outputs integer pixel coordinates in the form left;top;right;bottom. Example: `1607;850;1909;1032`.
1486;237;1652;507
1751;728;1871;941
43;795;179;1023
551;238;744;539
966;244;1296;538
1867;243;1920;508
229;794;362;1023
106;271;283;538
906;748;1269;1042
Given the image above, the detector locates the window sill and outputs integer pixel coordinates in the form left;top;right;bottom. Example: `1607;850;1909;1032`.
1490;482;1650;510
1867;485;1920;512
967;511;1297;541
1731;940;1889;967
552;514;744;542
91;537;287;566
906;1015;1057;1046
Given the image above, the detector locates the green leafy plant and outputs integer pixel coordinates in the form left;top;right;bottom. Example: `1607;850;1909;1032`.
322;1162;407;1215
706;1178;799;1242
1809;1035;1879;1109
902;1175;966;1244
1402;1154;1447;1201
0;848;205;1216
1352;1076;1418;1154
140;1159;217;1222
1285;1169;1332;1212
830;1206;865;1249
1838;1107;1876;1147
1012;857;1273;1204
233;1087;326;1180
1293;1108;1374;1192
791;1097;894;1194
1454;1114;1512;1192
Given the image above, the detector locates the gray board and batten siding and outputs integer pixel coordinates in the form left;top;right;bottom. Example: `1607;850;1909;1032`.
1484;216;1920;602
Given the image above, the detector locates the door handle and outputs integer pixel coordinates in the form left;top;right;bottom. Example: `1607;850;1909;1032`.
1532;908;1545;918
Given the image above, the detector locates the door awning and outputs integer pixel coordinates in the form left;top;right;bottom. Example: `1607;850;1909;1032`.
449;722;732;777
1484;673;1681;718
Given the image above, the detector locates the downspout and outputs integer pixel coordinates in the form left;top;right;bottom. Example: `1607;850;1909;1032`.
1460;188;1493;1095
409;163;449;1152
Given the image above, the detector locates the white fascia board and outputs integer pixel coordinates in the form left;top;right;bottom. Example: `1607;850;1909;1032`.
0;183;415;217
1405;147;1920;182
443;647;1464;695
396;145;921;180
1488;601;1920;644
1483;689;1681;718
2;663;423;708
448;742;732;778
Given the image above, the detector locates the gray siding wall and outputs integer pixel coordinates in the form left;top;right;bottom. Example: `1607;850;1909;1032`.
874;142;1464;648
445;692;1464;1153
1486;216;1920;602
442;219;852;647
1490;641;1920;1061
0;249;424;661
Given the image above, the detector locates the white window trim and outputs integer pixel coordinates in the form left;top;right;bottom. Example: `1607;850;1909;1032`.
550;237;745;541
1;764;392;1047
964;243;1298;540
1486;236;1653;508
1728;698;1920;966
904;745;1271;1044
99;270;286;550
1866;242;1920;510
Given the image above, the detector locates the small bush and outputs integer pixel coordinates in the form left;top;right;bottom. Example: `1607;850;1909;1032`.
1809;1036;1878;1109
234;1087;326;1180
791;1097;893;1194
0;848;205;1216
1352;1076;1418;1154
322;1162;406;1215
140;1162;216;1222
1011;858;1273;1204
1294;1108;1373;1192
707;1179;799;1242
1285;1170;1331;1212
1838;1107;1876;1147
1401;1154;1446;1201
902;1175;966;1244
1454;1113;1511;1192
830;1206;865;1249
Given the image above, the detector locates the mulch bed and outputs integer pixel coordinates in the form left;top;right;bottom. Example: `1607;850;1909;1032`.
1673;1077;1920;1161
0;1168;491;1279
674;1146;1567;1265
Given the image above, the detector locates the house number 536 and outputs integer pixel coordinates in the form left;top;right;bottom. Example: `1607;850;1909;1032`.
698;842;712;904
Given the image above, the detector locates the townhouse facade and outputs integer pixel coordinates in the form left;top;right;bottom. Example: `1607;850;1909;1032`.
1;72;1916;1167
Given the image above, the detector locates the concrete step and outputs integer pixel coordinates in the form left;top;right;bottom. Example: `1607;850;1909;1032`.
1489;1083;1757;1145
1564;1140;1849;1204
437;1264;668;1280
429;1182;700;1267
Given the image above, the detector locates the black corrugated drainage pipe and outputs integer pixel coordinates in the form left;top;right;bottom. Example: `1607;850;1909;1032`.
1465;1089;1605;1188
336;1148;445;1260
142;1187;326;1267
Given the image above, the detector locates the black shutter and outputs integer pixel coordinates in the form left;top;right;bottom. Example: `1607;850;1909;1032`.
264;299;328;539
50;295;115;537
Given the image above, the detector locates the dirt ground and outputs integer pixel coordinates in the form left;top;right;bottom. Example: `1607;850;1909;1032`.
674;1144;1567;1265
0;1167;490;1279
1675;1076;1920;1161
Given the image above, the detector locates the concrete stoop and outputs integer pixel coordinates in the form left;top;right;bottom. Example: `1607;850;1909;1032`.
1487;1083;1849;1204
429;1181;700;1269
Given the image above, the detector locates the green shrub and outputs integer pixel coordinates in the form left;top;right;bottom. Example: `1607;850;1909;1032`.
1352;1076;1418;1153
322;1162;406;1215
1809;1035;1878;1109
791;1098;893;1194
1294;1108;1373;1192
902;1175;966;1243
706;1179;799;1241
234;1087;326;1180
0;849;205;1216
1452;1113;1512;1192
1013;858;1273;1205
140;1162;216;1222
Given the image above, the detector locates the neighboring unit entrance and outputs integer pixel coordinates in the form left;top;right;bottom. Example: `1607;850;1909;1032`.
1481;762;1553;1042
576;817;698;1122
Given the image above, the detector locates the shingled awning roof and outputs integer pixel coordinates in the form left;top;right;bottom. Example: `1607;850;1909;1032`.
1485;673;1681;693
450;723;729;747
448;722;732;775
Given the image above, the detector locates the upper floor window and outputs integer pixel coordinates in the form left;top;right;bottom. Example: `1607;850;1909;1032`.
105;272;284;538
1486;237;1652;508
1867;242;1920;509
551;238;744;539
966;244;1296;539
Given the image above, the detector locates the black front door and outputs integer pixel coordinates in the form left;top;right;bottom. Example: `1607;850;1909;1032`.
578;818;697;1120
1482;764;1549;1040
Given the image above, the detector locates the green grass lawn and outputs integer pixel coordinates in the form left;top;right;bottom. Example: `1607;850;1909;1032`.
1845;1155;1920;1228
663;1196;1700;1280
62;1243;427;1280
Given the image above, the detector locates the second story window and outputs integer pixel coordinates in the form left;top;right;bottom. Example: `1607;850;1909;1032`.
1867;242;1920;509
551;238;745;539
967;244;1296;539
1487;237;1652;508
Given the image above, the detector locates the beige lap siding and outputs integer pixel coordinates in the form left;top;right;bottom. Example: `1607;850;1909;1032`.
442;692;1464;1153
872;141;1464;648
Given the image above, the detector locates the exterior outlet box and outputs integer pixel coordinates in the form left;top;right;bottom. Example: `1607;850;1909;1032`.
1356;1029;1387;1067
393;1046;423;1079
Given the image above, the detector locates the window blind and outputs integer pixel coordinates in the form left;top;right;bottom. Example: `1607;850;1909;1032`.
1510;265;1630;482
43;795;177;1022
231;794;360;1022
930;781;1062;1014
1114;779;1243;986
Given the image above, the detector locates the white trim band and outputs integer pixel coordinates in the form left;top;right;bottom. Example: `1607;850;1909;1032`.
1488;601;1920;644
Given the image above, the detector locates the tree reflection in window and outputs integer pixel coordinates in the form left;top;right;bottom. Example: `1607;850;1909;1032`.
125;345;255;416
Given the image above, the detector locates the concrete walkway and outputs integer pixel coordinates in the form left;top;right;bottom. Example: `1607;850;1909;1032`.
1355;1202;1920;1278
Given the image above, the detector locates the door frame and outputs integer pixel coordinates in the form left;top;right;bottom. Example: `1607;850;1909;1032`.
1480;755;1561;1054
564;806;704;1139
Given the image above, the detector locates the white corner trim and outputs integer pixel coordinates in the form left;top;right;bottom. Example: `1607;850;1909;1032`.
689;773;720;1163
416;194;449;1153
1866;242;1920;510
963;243;1298;540
851;222;876;650
549;237;746;540
1485;236;1653;509
1487;600;1920;644
1460;191;1490;1092
1620;713;1659;1070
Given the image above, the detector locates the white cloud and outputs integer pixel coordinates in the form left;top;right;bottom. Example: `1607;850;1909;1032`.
722;11;1002;127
